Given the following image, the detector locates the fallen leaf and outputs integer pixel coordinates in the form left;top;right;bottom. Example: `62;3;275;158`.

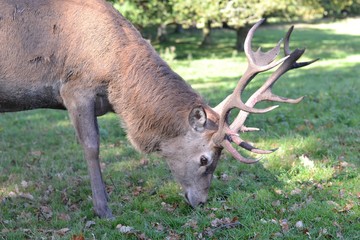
140;158;149;165
165;230;181;240
85;220;96;228
274;189;283;195
295;221;304;229
161;202;177;212
58;213;71;221
338;201;354;212
326;200;340;209
339;189;345;198
39;205;53;220
71;234;85;240
260;219;267;224
183;219;198;229
19;192;34;201
55;228;70;236
132;186;143;196
289;203;303;212
220;173;229;181
152;222;165;232
290;188;302;195
272;200;281;207
299;155;314;169
273;232;283;237
31;151;42;157
116;224;134;233
21;180;30;188
315;183;324;190
336;230;344;240
280;219;289;233
8;191;16;198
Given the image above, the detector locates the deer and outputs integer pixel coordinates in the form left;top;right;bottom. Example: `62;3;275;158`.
0;0;317;218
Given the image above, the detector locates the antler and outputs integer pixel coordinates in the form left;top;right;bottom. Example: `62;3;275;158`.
212;19;318;164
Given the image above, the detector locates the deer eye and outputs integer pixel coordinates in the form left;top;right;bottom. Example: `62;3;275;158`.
200;155;208;166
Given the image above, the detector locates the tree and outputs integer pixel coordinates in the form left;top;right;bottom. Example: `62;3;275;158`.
111;0;174;42
220;0;279;51
171;0;222;46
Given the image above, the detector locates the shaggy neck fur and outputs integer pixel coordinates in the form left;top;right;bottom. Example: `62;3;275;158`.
108;33;205;153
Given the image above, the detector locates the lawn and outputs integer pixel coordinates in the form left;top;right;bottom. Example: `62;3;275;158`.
1;18;359;239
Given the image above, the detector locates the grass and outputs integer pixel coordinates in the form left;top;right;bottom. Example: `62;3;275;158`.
1;18;359;239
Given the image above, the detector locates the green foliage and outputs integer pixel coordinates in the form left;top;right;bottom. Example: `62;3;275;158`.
221;0;278;28
1;18;359;239
111;0;174;28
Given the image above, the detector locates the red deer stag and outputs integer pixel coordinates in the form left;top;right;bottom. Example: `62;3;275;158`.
0;0;317;218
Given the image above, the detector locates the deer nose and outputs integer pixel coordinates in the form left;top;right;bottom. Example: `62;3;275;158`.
184;192;205;208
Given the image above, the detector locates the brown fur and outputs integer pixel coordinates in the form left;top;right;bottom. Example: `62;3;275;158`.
1;0;220;217
0;0;206;151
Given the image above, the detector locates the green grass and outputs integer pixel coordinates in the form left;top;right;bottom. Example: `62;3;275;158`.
1;18;359;239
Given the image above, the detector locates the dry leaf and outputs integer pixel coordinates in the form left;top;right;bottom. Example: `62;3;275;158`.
116;224;134;233
58;213;71;221
183;219;198;229
85;220;96;228
31;151;42;156
152;222;165;232
39;205;53;220
295;221;304;229
290;188;302;195
132;186;143;196
21;180;30;188
280;219;289;233
326;200;340;208
165;230;181;240
140;158;149;165
220;173;229;181
289;203;303;212
274;189;283;195
338;201;354;212
19;192;34;201
339;189;345;198
273;232;283;237
272;200;281;207
55;228;70;236
299;155;314;169
161;202;177;212
71;234;85;240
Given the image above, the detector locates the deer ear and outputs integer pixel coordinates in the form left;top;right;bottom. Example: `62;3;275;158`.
189;106;207;132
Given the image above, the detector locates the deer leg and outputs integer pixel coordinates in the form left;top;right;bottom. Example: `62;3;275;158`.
63;93;112;218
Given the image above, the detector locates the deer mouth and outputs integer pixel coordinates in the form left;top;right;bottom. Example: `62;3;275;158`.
184;191;206;208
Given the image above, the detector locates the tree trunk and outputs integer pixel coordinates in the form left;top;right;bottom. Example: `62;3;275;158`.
157;23;167;43
201;20;212;47
235;25;251;52
174;23;183;34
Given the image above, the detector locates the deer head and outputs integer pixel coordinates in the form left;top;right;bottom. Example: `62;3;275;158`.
163;19;317;208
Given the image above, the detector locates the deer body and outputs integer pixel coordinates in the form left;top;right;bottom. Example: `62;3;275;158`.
0;0;316;218
0;0;221;218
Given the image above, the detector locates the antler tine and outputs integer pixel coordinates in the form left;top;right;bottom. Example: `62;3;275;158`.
214;19;289;116
222;140;260;164
284;26;320;69
212;19;289;145
230;28;319;133
213;21;318;164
